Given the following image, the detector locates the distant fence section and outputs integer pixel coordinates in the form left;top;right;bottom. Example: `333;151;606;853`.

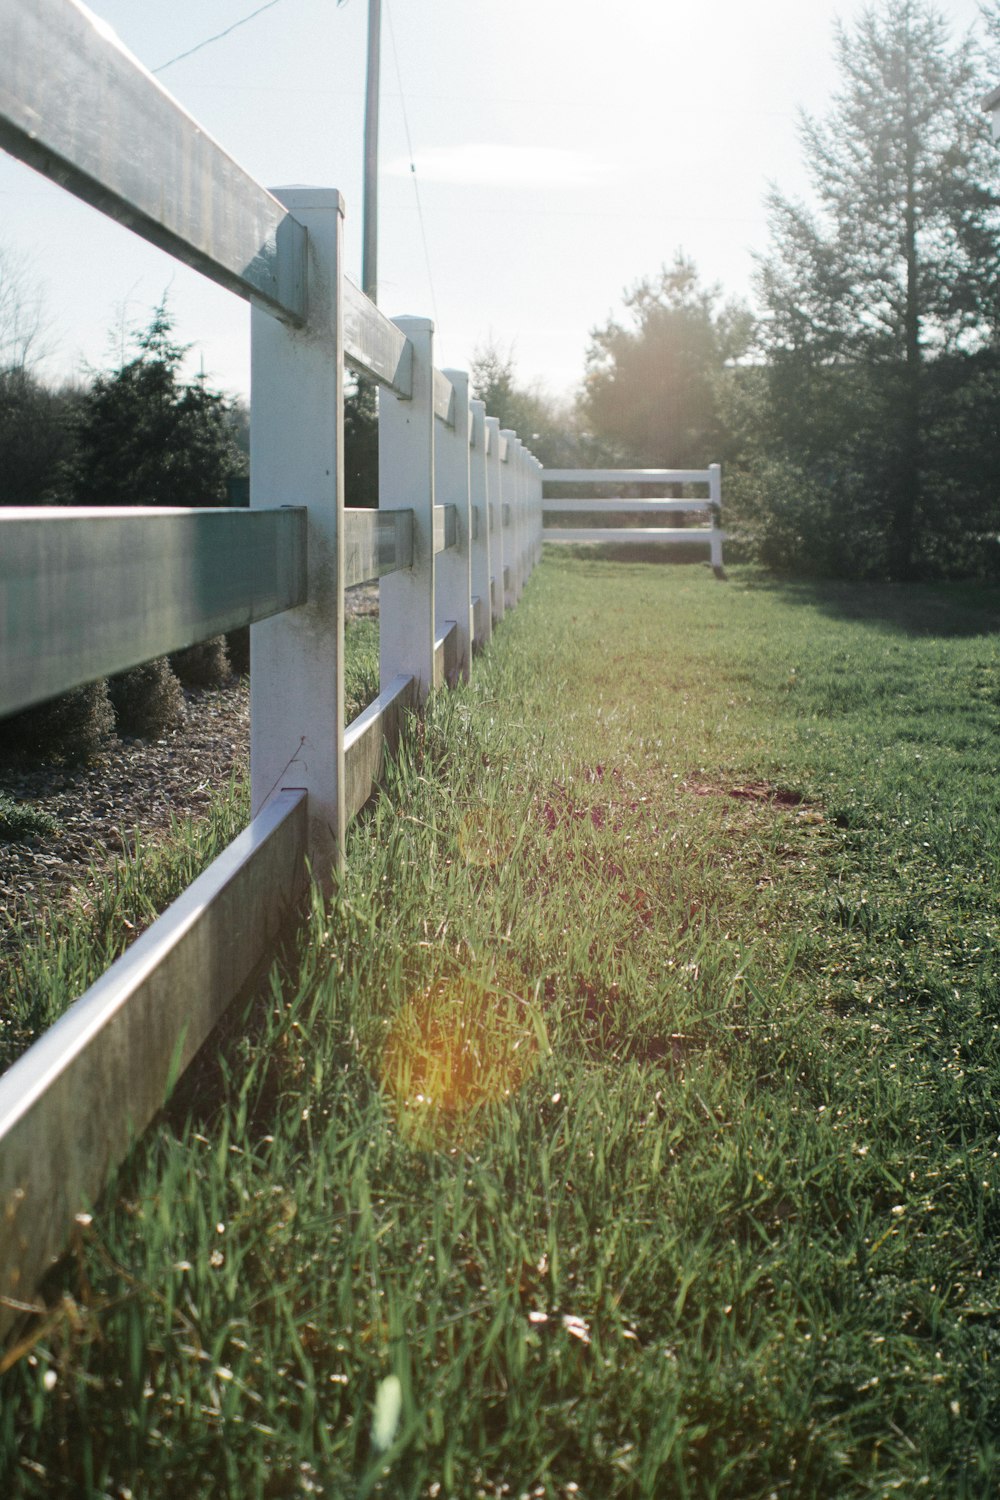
0;0;719;1338
542;465;724;572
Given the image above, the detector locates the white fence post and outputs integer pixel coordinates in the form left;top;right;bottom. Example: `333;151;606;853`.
500;429;518;607
486;416;505;624
469;397;492;649
514;437;528;599
531;454;543;565
524;447;539;576
250;186;345;877
436;369;473;681
709;462;724;571
380;316;436;703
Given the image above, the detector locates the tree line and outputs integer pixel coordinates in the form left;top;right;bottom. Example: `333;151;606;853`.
482;0;1000;582
3;0;1000;597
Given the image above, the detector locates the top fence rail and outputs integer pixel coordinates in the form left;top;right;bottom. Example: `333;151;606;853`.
543;468;718;486
0;0;414;395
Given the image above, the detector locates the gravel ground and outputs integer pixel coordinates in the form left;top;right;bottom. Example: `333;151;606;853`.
0;584;380;950
0;679;250;953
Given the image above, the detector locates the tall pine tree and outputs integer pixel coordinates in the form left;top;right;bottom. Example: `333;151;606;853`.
757;0;1000;578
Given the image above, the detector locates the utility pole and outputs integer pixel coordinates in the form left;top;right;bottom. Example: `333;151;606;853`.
362;0;381;304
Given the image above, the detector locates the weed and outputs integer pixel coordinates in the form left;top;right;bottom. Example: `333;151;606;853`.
0;794;58;844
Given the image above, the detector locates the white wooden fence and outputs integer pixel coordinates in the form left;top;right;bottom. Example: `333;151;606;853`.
0;0;722;1335
543;466;725;571
0;0;548;1337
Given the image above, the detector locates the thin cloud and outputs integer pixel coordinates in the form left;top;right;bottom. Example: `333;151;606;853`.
388;144;606;187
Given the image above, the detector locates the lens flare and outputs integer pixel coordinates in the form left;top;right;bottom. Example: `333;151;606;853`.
456;808;514;868
381;970;541;1147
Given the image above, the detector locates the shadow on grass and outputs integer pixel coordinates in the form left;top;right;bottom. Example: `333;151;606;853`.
738;571;1000;639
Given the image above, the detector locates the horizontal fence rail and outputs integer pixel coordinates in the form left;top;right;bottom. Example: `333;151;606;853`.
543;467;720;486
344;508;414;586
0;0;716;1339
342;278;412;395
433;504;459;555
542;498;715;513
542;463;725;571
0;0;307;324
0;791;308;1320
0;507;307;716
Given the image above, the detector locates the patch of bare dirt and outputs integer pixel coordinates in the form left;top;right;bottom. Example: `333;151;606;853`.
685;778;808;808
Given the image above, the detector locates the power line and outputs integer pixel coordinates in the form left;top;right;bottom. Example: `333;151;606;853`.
384;0;439;325
153;0;345;75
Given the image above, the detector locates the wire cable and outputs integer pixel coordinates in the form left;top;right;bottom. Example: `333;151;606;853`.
153;0;345;75
384;0;439;326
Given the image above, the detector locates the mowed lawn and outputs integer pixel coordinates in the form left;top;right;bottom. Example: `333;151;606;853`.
3;554;1000;1498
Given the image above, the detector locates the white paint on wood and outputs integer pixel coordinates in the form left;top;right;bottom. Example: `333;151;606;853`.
250;187;345;877
530;453;544;567
543;468;716;486
343;507;414;586
485;416;505;624
343;674;418;822
343;277;412;394
541;461;724;572
433;368;456;426
543;498;713;513
380;317;436;703
0;0;307;324
0;789;307;1341
501;430;520;607
436;369;473;680
434;621;459;687
469;399;492;649
0;507;306;716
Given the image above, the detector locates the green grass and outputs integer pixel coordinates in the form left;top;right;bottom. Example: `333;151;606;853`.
2;558;1000;1497
0;778;250;1073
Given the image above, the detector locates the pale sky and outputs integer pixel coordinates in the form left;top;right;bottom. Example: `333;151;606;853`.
0;0;992;400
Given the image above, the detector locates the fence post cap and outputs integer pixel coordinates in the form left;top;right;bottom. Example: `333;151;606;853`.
269;186;345;215
390;314;434;333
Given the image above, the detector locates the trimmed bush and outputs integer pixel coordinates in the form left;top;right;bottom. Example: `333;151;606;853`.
225;627;250;677
108;658;186;739
169;635;231;689
0;681;114;764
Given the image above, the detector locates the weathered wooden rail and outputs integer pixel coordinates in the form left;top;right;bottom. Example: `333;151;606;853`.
0;0;723;1336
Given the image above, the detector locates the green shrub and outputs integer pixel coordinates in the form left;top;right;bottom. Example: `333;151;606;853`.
0;791;58;842
0;680;114;764
108;658;186;739
169;635;231;689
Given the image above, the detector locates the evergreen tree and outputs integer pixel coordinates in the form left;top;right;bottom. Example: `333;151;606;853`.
0;368;78;506
579;254;752;470
72;301;245;508
0;244;78;506
757;0;1000;578
344;375;379;508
